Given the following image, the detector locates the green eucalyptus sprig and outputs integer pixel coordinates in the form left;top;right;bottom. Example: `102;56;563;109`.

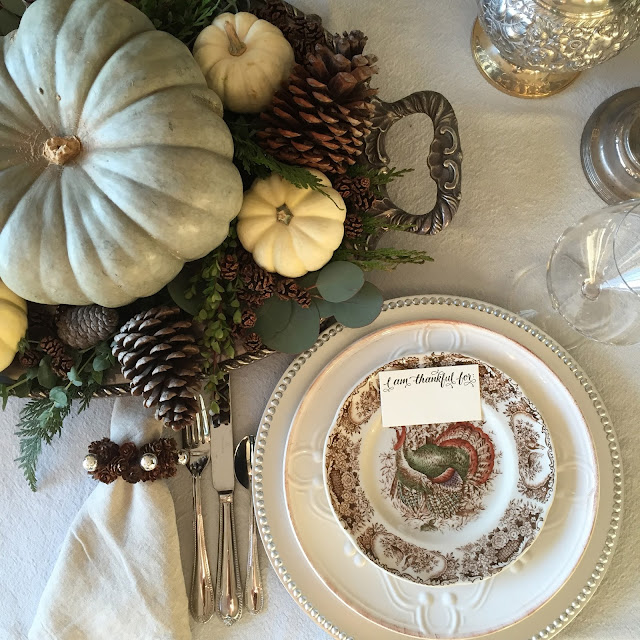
253;261;384;354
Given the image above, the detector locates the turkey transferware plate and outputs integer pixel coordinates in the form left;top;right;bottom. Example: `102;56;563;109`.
324;352;556;586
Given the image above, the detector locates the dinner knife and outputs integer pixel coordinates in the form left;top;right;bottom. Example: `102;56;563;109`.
208;382;243;625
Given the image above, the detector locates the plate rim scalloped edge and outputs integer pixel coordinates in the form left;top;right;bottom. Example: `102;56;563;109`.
252;295;623;640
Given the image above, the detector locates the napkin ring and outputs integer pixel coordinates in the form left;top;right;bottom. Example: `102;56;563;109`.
83;437;179;484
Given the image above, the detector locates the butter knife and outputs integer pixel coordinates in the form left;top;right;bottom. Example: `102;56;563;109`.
209;380;242;625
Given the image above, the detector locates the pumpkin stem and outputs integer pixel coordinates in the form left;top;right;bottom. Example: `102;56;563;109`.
224;20;247;56
42;136;82;165
276;204;294;225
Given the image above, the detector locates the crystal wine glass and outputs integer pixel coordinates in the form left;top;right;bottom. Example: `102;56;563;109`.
547;200;640;345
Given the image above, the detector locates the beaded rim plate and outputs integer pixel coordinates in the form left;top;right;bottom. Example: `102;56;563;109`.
324;352;556;587
253;296;622;640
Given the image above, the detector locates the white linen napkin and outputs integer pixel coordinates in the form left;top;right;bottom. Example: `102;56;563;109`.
29;397;190;640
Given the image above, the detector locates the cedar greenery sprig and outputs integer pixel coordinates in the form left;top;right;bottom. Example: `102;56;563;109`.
228;117;329;192
333;246;434;272
127;0;246;46
346;165;414;198
15;397;72;492
2;340;115;491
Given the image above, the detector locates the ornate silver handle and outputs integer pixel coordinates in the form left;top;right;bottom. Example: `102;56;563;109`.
190;475;214;623
364;90;463;243
217;492;242;625
245;469;264;613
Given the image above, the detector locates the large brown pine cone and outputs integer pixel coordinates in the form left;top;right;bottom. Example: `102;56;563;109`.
255;0;327;63
56;304;119;349
112;306;203;431
258;42;378;175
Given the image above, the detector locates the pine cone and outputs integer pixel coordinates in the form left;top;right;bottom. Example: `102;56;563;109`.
276;279;312;308
56;304;119;349
258;43;379;175
92;466;119;484
39;336;66;360
240;260;275;294
256;0;326;63
244;332;264;353
19;349;40;369
286;14;326;62
333;174;376;212
238;289;272;308
219;254;239;281
142;438;178;481
112;306;203;431
88;438;120;462
39;336;74;378
241;309;257;329
344;212;364;239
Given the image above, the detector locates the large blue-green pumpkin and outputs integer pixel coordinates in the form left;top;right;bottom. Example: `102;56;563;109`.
0;0;243;307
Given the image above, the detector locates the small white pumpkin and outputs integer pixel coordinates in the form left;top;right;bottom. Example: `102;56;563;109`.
193;12;294;113
0;279;27;371
237;171;346;277
0;0;243;308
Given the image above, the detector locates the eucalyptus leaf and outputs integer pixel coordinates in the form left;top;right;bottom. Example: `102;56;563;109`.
13;380;32;398
332;282;383;328
37;357;58;389
259;303;320;354
93;355;112;372
317;261;365;303
254;297;294;340
312;297;336;320
92;369;104;385
67;367;83;387
25;368;39;381
49;387;69;409
297;270;320;289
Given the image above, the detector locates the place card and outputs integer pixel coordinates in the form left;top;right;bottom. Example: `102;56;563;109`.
379;364;482;427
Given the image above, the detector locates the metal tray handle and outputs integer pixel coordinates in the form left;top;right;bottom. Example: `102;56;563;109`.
365;90;463;242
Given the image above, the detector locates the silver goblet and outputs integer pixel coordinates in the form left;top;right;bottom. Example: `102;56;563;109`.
472;0;640;98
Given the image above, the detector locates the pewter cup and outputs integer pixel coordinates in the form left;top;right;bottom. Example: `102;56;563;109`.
472;0;640;98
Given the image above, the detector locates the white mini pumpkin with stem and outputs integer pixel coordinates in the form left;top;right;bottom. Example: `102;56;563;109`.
193;12;295;113
0;279;27;371
237;171;346;277
0;0;243;308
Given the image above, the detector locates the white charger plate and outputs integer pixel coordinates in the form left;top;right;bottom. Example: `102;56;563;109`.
253;297;622;640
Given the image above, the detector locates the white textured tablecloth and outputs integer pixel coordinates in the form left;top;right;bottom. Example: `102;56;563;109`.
2;1;640;638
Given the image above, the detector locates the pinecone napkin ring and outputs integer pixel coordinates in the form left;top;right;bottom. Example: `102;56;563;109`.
83;437;188;484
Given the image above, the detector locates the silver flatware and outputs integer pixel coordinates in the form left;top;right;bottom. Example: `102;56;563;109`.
234;435;264;614
183;398;214;623
209;380;242;625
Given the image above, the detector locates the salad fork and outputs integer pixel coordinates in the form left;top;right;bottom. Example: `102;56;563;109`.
183;399;215;623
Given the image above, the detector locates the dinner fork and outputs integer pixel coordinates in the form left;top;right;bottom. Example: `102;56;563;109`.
183;399;215;623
